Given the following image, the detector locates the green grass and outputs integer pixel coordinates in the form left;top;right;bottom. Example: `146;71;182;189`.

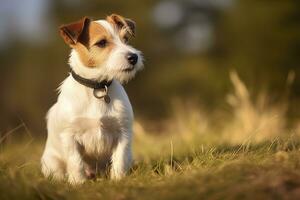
1;133;300;200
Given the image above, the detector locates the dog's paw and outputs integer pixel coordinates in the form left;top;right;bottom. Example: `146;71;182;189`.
110;169;126;181
68;173;87;185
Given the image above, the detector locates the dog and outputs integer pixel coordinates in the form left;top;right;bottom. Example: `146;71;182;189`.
41;14;143;184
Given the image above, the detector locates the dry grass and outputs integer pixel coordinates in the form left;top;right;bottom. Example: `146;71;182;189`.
223;71;288;143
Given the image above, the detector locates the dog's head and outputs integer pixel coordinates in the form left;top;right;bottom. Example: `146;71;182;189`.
59;14;143;83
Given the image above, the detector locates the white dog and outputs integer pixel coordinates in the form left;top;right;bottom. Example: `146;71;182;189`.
41;14;143;184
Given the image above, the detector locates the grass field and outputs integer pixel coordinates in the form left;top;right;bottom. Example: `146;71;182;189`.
1;71;299;200
1;134;300;200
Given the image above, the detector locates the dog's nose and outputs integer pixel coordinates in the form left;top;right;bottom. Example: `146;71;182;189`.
127;53;138;65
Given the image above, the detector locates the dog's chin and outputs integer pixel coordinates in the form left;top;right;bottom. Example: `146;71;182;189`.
102;60;143;83
112;69;138;83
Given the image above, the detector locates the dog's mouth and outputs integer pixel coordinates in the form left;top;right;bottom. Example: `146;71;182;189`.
122;66;135;72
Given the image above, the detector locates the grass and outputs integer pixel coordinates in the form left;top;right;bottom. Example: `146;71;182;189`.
1;136;300;200
1;71;299;200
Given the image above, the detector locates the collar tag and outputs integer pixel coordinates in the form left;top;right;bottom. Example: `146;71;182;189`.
104;94;111;104
93;86;111;104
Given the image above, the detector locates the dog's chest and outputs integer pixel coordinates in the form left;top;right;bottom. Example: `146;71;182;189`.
73;92;131;157
76;120;120;157
74;101;120;155
61;79;133;156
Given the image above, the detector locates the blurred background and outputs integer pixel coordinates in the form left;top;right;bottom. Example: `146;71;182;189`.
0;0;299;137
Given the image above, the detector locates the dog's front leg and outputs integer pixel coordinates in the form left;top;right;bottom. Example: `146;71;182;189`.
110;133;132;180
61;133;86;184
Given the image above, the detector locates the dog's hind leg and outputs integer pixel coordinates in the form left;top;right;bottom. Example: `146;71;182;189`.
41;152;65;181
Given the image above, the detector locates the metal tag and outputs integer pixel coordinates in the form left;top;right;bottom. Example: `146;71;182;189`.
104;95;111;104
93;85;110;104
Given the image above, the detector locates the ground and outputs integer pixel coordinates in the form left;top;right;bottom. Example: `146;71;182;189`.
1;133;300;200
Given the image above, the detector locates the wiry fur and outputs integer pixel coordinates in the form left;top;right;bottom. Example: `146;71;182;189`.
41;17;143;184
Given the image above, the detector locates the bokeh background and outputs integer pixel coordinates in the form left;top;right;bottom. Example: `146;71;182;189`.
0;0;299;135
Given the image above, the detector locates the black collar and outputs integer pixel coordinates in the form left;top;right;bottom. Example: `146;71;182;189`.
70;69;113;90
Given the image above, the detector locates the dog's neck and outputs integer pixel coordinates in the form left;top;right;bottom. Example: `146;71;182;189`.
70;69;112;90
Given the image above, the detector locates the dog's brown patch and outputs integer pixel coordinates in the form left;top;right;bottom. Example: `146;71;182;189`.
106;14;136;43
59;17;91;45
60;18;115;68
74;22;115;68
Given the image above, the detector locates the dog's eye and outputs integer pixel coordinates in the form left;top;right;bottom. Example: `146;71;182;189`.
95;39;107;48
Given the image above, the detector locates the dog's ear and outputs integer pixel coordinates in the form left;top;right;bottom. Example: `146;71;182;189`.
59;17;91;46
107;14;136;37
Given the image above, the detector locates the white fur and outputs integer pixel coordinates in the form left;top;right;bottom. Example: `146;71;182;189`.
41;19;143;184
